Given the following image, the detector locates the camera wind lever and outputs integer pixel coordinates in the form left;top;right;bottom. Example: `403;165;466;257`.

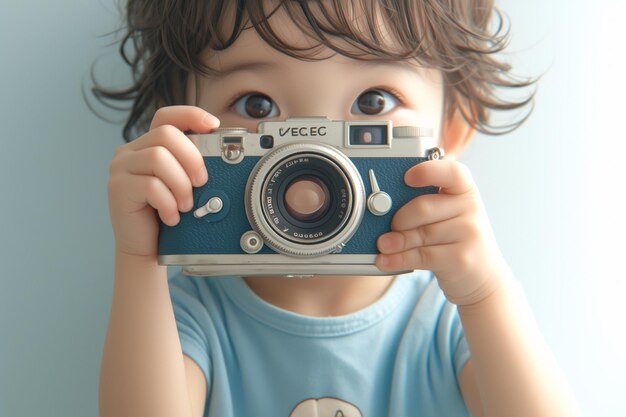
193;197;223;219
367;169;393;216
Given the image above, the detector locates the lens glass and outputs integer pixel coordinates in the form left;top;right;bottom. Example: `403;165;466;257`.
284;176;330;222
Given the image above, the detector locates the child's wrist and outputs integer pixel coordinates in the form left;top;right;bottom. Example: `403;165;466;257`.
115;248;163;271
454;264;519;312
443;259;516;307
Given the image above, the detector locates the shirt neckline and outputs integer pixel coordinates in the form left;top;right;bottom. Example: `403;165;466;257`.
216;271;426;337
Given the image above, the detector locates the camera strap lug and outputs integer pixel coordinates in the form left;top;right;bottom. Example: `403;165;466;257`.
426;147;444;160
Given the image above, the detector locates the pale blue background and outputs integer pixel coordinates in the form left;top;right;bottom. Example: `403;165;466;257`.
0;1;624;416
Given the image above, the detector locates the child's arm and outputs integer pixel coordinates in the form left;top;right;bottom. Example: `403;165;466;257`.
100;106;219;417
375;158;579;417
100;252;198;417
456;268;577;417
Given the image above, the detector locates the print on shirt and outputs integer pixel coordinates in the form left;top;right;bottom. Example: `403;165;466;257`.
289;397;363;417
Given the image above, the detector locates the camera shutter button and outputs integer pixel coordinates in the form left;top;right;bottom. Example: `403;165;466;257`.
367;169;392;216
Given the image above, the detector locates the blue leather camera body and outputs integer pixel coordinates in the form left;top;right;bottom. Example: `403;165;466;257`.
158;117;442;276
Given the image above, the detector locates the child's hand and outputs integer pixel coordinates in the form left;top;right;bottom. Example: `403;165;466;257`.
107;106;219;258
375;157;510;306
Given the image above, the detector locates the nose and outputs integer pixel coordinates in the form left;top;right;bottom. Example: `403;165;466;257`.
282;61;348;119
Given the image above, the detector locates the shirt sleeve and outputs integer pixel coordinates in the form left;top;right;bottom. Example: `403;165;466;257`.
168;271;213;390
423;274;471;382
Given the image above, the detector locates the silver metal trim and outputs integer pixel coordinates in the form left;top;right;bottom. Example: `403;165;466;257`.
159;254;412;276
160;253;376;264
213;127;248;134
189;117;437;158
393;126;433;138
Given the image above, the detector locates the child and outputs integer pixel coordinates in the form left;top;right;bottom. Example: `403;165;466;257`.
96;1;578;416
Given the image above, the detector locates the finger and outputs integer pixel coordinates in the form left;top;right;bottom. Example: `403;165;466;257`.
150;105;220;133
404;159;476;195
378;215;471;254
390;193;470;231
119;126;208;188
376;242;458;273
119;147;194;213
113;174;181;226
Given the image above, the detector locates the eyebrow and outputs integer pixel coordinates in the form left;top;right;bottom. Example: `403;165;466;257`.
353;59;422;73
213;60;277;77
212;57;422;78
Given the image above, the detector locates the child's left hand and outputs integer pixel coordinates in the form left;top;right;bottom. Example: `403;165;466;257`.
376;157;511;306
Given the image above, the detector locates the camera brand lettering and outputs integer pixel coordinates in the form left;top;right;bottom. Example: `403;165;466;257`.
279;126;327;137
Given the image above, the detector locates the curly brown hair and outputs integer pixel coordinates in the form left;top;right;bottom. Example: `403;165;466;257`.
91;0;536;142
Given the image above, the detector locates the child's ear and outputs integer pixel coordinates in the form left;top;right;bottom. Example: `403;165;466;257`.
441;108;476;158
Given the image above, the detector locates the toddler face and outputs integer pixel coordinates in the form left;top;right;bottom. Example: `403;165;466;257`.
188;7;445;143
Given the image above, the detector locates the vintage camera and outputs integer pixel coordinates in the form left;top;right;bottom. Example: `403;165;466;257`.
158;117;443;277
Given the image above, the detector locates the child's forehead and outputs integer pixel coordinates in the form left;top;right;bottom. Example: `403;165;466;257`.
204;1;417;72
203;5;433;80
201;37;438;88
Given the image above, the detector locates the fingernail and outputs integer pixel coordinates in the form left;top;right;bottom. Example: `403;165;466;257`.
379;235;392;251
196;166;208;185
185;196;194;212
169;213;180;226
202;114;219;127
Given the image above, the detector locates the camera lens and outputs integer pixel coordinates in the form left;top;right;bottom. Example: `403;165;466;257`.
261;153;352;244
284;176;330;222
245;142;365;257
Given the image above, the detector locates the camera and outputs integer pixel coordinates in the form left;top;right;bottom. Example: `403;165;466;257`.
158;117;443;277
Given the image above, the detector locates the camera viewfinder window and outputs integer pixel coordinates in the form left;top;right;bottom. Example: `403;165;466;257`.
349;125;388;146
223;136;243;144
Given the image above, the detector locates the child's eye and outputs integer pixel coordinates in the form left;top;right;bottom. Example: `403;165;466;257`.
351;89;400;116
231;93;279;119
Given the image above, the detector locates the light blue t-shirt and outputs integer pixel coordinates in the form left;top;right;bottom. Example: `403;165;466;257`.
169;270;471;417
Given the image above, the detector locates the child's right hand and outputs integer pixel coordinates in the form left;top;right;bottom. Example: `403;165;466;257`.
107;105;220;258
